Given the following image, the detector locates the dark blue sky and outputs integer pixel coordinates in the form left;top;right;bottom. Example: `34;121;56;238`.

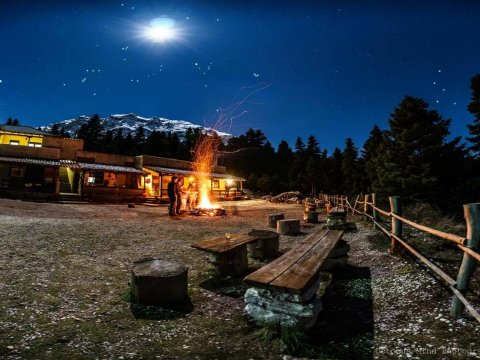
1;0;479;152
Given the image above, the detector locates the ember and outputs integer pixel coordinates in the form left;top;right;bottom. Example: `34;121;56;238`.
190;207;227;216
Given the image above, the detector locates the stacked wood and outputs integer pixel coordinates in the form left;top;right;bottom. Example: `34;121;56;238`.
247;229;280;259
267;213;285;228
130;258;188;306
267;191;301;203
277;219;301;235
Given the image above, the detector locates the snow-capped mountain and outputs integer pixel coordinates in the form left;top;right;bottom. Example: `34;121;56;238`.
41;113;231;140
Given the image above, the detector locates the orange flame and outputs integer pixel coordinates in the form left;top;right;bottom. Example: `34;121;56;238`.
193;132;222;209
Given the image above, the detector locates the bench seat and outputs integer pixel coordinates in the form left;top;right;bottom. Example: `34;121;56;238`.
244;228;344;294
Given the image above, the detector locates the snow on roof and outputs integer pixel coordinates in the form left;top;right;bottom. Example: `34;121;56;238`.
0;156;60;166
144;166;244;181
77;162;147;175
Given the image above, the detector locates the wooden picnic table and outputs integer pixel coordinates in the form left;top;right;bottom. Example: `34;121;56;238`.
192;230;279;276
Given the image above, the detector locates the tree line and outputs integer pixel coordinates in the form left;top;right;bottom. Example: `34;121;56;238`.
6;74;480;212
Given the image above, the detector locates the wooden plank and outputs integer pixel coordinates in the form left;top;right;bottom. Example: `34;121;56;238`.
269;230;343;293
391;213;466;245
244;228;329;287
191;234;255;254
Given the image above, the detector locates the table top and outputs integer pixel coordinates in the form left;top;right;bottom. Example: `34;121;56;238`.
191;233;257;254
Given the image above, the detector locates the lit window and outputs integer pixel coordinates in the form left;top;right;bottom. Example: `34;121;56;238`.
28;142;41;147
9;140;19;146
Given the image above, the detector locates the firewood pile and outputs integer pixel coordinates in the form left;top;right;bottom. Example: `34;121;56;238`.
262;191;301;203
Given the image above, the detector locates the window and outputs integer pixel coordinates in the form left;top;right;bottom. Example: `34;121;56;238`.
11;166;24;177
86;172;104;185
211;180;219;189
28;142;41;147
9;140;19;146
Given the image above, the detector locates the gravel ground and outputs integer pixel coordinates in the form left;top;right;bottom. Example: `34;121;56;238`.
0;198;479;359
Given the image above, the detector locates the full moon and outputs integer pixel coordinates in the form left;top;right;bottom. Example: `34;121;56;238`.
145;17;177;42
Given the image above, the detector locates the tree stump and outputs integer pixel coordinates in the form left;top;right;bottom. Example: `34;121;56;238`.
303;211;319;223
131;258;188;306
277;219;301;235
247;229;280;259
267;213;285;228
211;246;248;276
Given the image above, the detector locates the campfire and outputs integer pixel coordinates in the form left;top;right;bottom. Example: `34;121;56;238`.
190;131;226;217
189;207;227;216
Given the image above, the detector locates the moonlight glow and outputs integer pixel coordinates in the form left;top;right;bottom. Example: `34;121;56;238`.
144;17;177;42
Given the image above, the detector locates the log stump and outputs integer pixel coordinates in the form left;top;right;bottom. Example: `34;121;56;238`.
277;219;301;235
247;229;280;259
131;258;188;306
303;211;319;223
267;213;285;228
211;246;248;276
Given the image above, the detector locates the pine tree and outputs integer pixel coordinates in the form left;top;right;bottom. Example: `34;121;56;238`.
326;147;343;193
466;74;480;157
341;138;359;194
306;135;321;158
76;114;104;151
276;140;293;191
361;124;385;192
376;96;452;202
294;137;306;154
51;123;60;135
5;117;19;125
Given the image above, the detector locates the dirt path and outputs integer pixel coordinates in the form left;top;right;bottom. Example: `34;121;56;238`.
0;198;478;359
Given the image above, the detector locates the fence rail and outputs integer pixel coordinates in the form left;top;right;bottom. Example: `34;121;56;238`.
321;193;480;323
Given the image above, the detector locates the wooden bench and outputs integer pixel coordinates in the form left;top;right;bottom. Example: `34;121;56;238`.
243;228;344;329
191;230;279;276
327;206;350;230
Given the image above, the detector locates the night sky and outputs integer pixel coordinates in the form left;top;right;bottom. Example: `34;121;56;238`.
1;0;480;152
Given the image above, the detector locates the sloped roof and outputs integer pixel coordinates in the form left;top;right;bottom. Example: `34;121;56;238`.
144;166;245;181
0;125;54;137
0;156;60;166
78;162;147;175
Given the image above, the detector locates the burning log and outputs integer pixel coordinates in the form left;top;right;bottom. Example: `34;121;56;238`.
190;207;227;216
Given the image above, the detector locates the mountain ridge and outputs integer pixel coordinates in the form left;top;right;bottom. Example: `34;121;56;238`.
41;113;231;140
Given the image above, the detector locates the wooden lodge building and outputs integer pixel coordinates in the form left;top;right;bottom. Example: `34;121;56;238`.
0;125;244;202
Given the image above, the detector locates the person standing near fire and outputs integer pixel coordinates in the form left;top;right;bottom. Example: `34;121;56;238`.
187;182;198;210
167;176;178;216
175;177;187;215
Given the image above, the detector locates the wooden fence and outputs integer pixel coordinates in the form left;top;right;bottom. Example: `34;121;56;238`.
321;194;480;323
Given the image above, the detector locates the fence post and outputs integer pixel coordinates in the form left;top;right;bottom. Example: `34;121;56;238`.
389;196;402;255
363;194;369;220
451;203;480;317
372;193;379;229
353;195;360;215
